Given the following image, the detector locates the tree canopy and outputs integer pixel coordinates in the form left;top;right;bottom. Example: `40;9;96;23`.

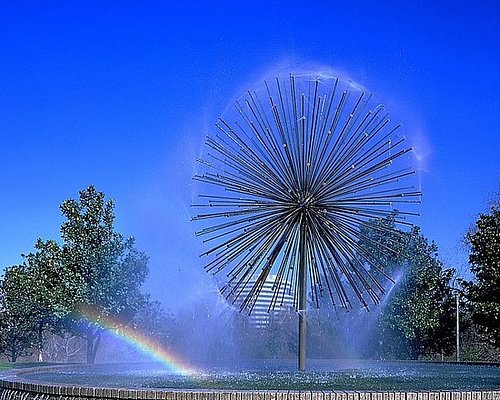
0;186;149;363
464;204;500;347
0;265;37;361
358;218;456;359
378;226;455;358
59;186;149;363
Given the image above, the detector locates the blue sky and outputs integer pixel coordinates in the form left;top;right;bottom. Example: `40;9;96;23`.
1;1;499;308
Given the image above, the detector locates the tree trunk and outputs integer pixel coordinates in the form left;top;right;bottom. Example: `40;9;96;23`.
38;324;44;362
86;328;101;364
10;343;17;362
409;336;421;360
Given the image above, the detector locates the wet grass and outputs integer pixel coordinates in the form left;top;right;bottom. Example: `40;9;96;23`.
0;362;57;372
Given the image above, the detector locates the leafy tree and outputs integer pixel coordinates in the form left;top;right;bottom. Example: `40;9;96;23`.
21;239;78;361
59;186;149;363
358;212;408;275
464;204;500;347
358;216;455;359
377;227;455;359
0;240;75;362
0;186;149;363
457;309;500;362
0;265;37;361
132;299;177;348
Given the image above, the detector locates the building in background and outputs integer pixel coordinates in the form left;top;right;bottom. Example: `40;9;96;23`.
237;274;295;329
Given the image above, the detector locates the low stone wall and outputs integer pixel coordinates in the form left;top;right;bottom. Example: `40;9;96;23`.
1;379;500;400
1;366;499;400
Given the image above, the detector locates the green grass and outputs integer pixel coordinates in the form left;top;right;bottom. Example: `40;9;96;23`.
0;363;12;371
0;362;56;371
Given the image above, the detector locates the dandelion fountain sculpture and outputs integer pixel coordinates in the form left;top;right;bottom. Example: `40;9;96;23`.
192;72;421;370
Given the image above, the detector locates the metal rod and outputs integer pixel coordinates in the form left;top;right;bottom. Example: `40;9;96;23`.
298;217;308;371
456;291;460;362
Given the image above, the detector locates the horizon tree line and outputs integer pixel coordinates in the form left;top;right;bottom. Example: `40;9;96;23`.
1;186;499;363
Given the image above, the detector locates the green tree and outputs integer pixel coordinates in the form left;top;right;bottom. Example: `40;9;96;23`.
132;299;177;348
464;204;500;348
377;227;455;359
59;186;149;363
0;240;75;362
358;212;408;274
21;239;78;361
0;265;37;361
359;216;455;359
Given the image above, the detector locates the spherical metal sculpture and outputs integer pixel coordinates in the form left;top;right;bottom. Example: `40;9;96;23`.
192;72;421;369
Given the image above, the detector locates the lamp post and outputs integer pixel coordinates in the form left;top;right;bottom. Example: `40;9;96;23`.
450;286;462;362
455;291;460;362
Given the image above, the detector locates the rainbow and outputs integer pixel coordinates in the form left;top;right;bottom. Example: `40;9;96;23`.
79;305;198;376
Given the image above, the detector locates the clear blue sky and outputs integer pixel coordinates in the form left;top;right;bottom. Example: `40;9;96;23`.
1;1;499;308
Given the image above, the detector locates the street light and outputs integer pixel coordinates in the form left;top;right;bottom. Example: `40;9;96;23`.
455;290;460;362
450;286;462;362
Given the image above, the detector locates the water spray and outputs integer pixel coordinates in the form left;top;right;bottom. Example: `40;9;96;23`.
192;72;420;370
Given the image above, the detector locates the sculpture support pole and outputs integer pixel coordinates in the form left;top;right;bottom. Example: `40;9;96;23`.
456;292;460;362
298;220;307;371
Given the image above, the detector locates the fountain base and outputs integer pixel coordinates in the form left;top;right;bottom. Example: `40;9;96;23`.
1;361;498;400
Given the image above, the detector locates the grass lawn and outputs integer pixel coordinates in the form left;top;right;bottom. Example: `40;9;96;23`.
0;362;55;371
